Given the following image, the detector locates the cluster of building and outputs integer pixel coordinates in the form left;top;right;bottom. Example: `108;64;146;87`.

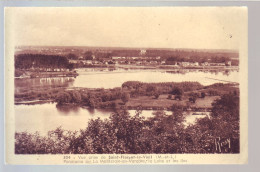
16;47;233;67
68;49;232;67
69;55;163;66
69;54;232;67
177;61;232;67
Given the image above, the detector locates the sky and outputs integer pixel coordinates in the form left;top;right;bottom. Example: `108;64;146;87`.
6;7;247;50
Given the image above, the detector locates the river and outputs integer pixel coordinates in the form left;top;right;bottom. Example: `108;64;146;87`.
15;103;210;136
15;68;239;93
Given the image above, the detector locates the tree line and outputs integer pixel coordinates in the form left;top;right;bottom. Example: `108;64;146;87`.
122;81;203;97
15;54;72;69
165;56;233;64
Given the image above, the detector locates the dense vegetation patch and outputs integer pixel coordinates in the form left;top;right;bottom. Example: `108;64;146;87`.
15;54;73;69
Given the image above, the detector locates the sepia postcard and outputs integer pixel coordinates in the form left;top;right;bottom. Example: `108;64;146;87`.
5;7;248;164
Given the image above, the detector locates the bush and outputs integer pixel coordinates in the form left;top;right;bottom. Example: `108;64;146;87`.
201;92;206;98
208;89;219;96
56;92;71;104
171;87;183;96
121;92;130;104
154;92;160;99
70;91;82;103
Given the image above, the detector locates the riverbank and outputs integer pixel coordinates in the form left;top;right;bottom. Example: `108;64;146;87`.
15;69;79;78
15;99;53;105
74;64;239;71
14;98;214;112
115;64;239;70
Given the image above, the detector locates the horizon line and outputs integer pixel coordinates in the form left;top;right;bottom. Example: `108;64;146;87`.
15;45;239;53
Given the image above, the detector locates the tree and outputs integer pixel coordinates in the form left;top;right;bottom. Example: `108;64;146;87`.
70;91;82;103
67;63;74;71
188;97;196;103
15;54;70;70
121;92;130;104
154;92;160;99
67;53;78;60
185;93;240;153
188;92;199;103
171;87;183;96
146;85;158;97
211;94;239;153
212;94;239;120
56;92;72;104
89;98;96;108
201;92;206;98
84;51;93;60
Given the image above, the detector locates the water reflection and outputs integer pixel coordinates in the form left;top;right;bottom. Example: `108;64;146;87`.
56;104;80;114
15;103;211;136
15;77;75;93
166;68;238;75
15;103;111;135
87;107;95;115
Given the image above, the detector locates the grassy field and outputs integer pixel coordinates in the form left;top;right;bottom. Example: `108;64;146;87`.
126;95;184;108
190;96;219;108
126;94;220;109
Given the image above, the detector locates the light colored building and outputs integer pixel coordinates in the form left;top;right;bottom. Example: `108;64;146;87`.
226;61;232;66
161;61;166;64
181;62;190;67
112;56;121;60
93;60;100;64
69;60;78;64
140;49;146;55
150;61;158;64
193;62;199;66
83;60;93;65
201;62;209;66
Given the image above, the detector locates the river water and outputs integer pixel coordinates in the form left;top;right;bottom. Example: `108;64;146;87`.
15;103;210;136
15;68;239;93
15;68;237;135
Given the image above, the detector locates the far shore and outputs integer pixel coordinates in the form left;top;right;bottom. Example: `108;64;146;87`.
15;99;213;112
15;65;239;79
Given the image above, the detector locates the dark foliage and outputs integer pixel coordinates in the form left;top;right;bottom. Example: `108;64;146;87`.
122;81;203;97
15;54;70;69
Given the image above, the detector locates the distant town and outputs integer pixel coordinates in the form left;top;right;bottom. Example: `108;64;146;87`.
15;46;239;71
